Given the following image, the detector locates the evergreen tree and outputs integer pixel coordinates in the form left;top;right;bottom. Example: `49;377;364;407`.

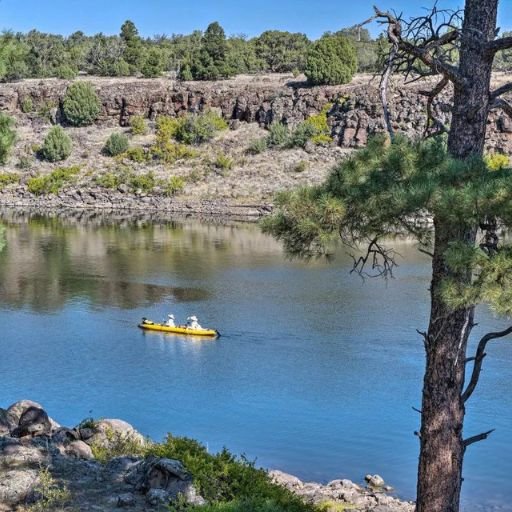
120;20;145;74
305;34;357;85
264;1;512;511
192;22;233;80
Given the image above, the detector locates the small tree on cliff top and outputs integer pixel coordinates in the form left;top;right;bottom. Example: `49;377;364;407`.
264;1;512;511
305;33;357;85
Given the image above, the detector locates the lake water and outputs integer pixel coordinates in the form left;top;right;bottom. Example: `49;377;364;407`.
0;209;511;511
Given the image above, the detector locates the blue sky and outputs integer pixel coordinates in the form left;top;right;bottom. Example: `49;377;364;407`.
1;0;512;39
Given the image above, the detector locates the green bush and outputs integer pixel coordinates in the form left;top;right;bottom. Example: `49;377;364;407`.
175;111;228;145
247;138;268;155
292;161;308;173
305;34;357;85
62;81;101;126
20;96;34;113
104;133;129;157
0;172;19;190
95;171;122;189
164;176;186;196
213;152;234;171
56;65;78;79
17;155;33;169
148;435;313;511
151;140;198;164
130;115;148;135
130;171;156;192
290;104;333;148
484;152;510;171
27;166;80;195
125;147;149;163
266;122;290;148
40;126;72;162
0;113;16;165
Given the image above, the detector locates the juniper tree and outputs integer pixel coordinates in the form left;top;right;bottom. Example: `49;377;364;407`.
263;1;512;511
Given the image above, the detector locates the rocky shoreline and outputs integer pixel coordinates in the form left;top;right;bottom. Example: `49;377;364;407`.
0;400;414;512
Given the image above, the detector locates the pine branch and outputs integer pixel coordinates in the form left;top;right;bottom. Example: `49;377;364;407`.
490;97;512;117
490;82;512;101
462;326;512;402
487;35;512;53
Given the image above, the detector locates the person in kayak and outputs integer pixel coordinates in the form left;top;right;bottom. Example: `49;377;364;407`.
165;314;176;327
187;316;202;330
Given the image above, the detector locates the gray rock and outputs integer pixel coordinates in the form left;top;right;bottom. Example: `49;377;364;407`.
146;488;169;506
116;492;136;507
12;406;52;438
0;469;39;506
365;474;386;488
65;440;94;460
6;400;43;425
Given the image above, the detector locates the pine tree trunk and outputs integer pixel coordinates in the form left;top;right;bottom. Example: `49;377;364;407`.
415;1;498;511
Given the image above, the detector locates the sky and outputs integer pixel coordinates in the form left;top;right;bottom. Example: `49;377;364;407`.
1;0;512;40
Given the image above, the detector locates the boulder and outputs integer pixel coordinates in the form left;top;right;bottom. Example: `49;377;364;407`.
365;474;386;488
64;440;93;460
0;469;39;507
125;456;205;506
0;409;14;436
11;407;52;438
6;400;44;425
0;437;48;468
80;419;145;449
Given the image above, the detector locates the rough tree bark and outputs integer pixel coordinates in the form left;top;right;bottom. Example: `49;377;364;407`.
417;2;498;511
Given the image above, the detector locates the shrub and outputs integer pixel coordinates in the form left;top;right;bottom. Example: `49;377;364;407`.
266;122;290;148
175;111;228;145
56;65;78;80
289;123;316;148
164;176;186;196
27;166;80;195
38;101;58;123
130;171;156;192
104;133;129;157
213;152;234;172
485;152;510;171
26;468;71;512
148;435;313;511
290;104;333;148
292;161;308;173
95;172;120;189
125;147;148;163
247;138;268;155
305;34;357;85
156;116;183;140
130;115;148;135
20;97;34;113
40;126;72;162
0;113;16;165
0;172;19;190
62;81;101;127
151;141;198;164
91;428;148;463
17;156;33;170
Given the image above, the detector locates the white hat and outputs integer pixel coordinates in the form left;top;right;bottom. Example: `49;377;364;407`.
168;314;175;318
189;316;198;321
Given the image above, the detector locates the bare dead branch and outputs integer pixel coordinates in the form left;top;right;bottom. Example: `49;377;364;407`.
412;406;422;414
490;97;512;118
490;82;512;101
380;42;397;140
463;429;495;448
418;248;435;258
419;76;450;136
373;5;465;87
487;35;512;53
462;326;512;402
350;237;399;279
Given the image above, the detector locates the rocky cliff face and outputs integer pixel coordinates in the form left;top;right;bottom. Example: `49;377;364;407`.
1;74;511;153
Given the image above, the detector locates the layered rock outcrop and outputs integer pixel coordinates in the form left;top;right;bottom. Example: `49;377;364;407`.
1;74;511;153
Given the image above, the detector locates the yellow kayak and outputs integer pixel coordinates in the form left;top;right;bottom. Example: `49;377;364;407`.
138;319;219;337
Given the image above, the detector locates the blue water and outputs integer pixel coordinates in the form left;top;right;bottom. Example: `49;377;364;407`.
0;210;511;511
